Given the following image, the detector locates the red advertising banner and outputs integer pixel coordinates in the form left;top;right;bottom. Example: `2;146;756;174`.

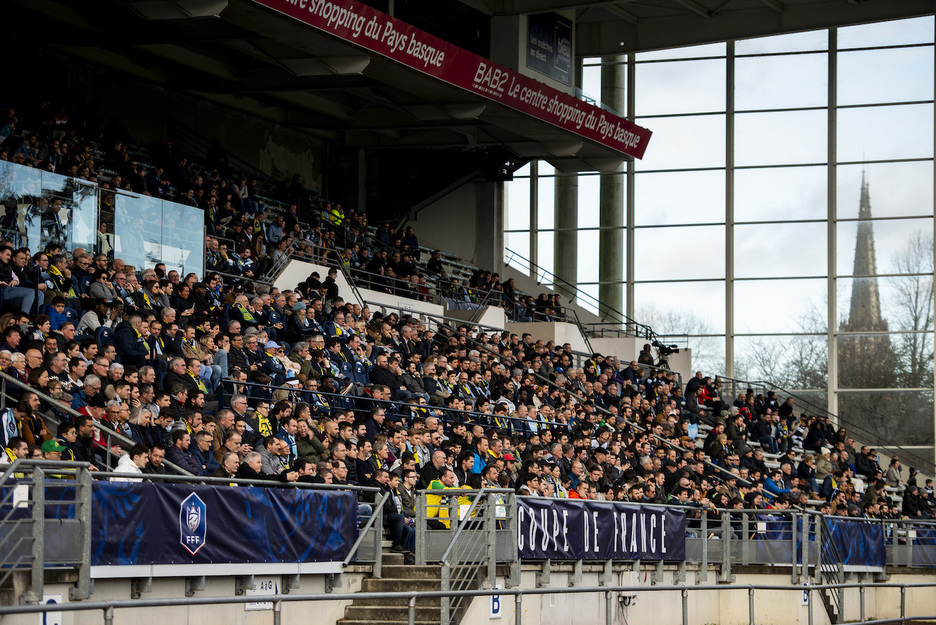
249;0;652;159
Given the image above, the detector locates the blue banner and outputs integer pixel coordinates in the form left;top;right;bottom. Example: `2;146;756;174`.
824;518;885;568
517;497;686;561
91;482;357;566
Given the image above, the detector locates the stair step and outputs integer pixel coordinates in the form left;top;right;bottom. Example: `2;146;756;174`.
378;565;442;580
361;578;442;593
344;606;440;620
380;551;405;565
355;596;442;608
339;621;439;625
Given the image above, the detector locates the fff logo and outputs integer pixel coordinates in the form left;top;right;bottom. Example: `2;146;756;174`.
179;492;207;555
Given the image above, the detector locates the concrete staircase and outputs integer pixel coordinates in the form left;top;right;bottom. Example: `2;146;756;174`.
338;542;480;625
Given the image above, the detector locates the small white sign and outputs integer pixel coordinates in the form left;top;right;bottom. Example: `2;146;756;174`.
39;593;63;625
245;577;280;611
490;584;502;619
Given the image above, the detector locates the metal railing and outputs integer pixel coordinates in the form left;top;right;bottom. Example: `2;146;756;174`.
0;370;192;476
0;463;386;605
1;580;936;625
815;513;846;623
715;374;936;477
414;487;518;625
504;247;656;340
0;460;93;603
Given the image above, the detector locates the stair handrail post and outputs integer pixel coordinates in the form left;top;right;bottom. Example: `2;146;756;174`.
415;491;427;565
485;491;496;585
70;464;93;600
27;464;45;604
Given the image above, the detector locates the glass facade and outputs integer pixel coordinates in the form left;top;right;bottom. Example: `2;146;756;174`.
0;161;97;253
114;191;205;278
0;159;204;277
504;16;936;459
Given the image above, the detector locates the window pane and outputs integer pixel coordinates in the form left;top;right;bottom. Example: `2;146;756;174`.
578;174;601;229
581;63;603;109
575;283;600;316
736;30;828;55
161;201;204;278
635;170;725;226
538;176;555;230
505;178;530;230
634;225;725;280
735;110;827;166
636;58;725;115
836;217;933;276
734;279;827;333
837;276;935;332
635;282;726;335
535;231;554;285
735;53;828;110
838;16;935;49
505;232;530;273
115;193;163;272
539;162;555;176
514;163;531;177
837;103;934;161
837;162;934;219
735;223;828;278
734;335;828;390
838;391;934;455
578;229;600;284
635;115;726;171
838;333;935;390
838;47;934;106
735;166;827;222
637;42;726;61
0;162;40;249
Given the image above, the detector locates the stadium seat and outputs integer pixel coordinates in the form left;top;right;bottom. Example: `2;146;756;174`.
353;362;369;385
95;326;114;349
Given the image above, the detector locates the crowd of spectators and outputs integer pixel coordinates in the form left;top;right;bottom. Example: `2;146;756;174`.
2;101;934;568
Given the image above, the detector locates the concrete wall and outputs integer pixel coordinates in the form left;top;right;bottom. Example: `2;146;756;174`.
360;288;445;320
462;567;936;625
6;572;367;625
447;306;508;331
506;322;590;353
412;183;482;265
274;260;357;305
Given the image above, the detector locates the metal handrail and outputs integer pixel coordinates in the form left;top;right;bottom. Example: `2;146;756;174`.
342;490;388;576
89;470;382;492
2;581;936;624
228;379;569;430
505;247;656;339
0;370;192;476
715;374;936;476
368;301;745;492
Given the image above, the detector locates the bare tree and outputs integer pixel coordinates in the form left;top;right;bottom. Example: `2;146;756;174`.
635;305;723;375
890;231;935;389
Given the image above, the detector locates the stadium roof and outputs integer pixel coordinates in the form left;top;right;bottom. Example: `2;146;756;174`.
8;0;933;171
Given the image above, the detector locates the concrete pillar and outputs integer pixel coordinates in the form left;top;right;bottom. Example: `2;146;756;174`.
553;173;578;300
599;56;627;321
475;180;504;272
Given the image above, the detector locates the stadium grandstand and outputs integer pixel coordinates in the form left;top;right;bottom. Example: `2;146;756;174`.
0;0;934;624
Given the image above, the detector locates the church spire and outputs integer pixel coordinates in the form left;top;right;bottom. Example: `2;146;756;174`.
842;169;888;332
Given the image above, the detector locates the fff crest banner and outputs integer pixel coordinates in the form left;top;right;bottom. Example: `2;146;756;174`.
91;482;357;566
517;497;686;561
